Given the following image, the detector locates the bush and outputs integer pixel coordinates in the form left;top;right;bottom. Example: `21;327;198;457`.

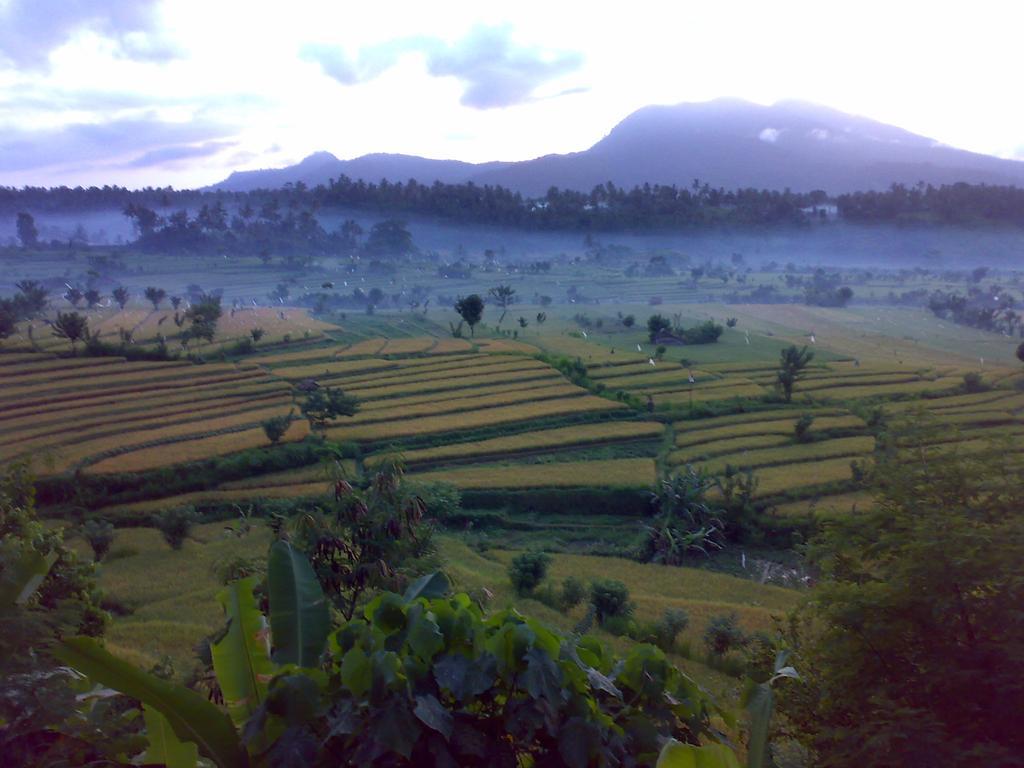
794;413;815;443
559;576;586;611
405;481;461;522
155;505;195;550
261;411;294;444
508;551;551;595
602;614;637;637
590;578;633;624
81;518;115;562
656;608;690;651
703;613;747;657
962;371;988;393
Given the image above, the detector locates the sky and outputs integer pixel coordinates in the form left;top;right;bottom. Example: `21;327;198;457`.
1;0;1022;189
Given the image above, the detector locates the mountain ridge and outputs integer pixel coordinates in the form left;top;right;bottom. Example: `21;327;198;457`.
211;99;1024;195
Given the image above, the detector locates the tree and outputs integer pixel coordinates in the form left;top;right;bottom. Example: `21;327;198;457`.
250;327;265;343
301;386;359;434
622;314;636;328
454;294;484;336
647;313;672;342
111;286;130;310
81;519;115;562
508;551;551;595
261;411;294;444
15;212;38;248
83;288;102;309
517;316;528;329
52;311;89;351
364;218;413;256
63;286;83;307
776;344;814;402
536;311;547;332
155;506;194;550
184;293;222;350
639;467;726;565
589;579;633;625
779;422;1024;766
488;284;516;325
0;298;16;340
15;280;48;315
703;613;746;657
143;286;166;310
1017;340;1024;364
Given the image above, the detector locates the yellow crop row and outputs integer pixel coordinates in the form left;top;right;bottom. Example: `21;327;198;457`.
0;352;54;365
746;457;860;498
0;391;292;450
345;383;583;425
669;434;792;465
357;378;557;413
884;389;1021;414
1;361;257;400
340;358;548;391
672;407;846;433
327;395;625;441
392;421;665;465
0;356;130;378
593;370;726;390
220;460;358;490
271;357;396;380
427;338;474;354
410;457;656;489
696;436;875;475
473;339;537;354
772;492;876;517
794;378;961;401
379;338;437;355
785;374;924;392
675;414;866;448
650;384;767;404
248;345;343;365
347;368;563;401
0;377;288;428
95;481;329;516
85;420;310;475
336;338;387;356
25;402;298;473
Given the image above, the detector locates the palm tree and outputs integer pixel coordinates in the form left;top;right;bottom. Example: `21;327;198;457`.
52;311;89;353
777;344;815;402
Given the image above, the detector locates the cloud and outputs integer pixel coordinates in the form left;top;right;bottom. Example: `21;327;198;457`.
123;140;238;168
299;38;429;85
758;127;781;143
425;24;583;109
302;25;583;109
0;116;236;173
808;128;830;141
0;0;174;69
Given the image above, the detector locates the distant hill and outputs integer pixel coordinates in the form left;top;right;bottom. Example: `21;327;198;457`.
211;99;1024;195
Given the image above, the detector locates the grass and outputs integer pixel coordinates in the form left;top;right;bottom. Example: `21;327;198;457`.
410;457;656;489
390;421;665;466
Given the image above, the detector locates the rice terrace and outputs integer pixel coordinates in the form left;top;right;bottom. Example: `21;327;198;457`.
3;5;1024;766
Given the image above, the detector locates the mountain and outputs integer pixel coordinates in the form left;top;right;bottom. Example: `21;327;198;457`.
215;151;512;192
210;99;1024;195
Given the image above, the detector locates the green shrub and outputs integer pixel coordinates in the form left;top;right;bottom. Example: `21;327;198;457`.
794;413;815;442
81;518;115;562
656;608;690;651
962;371;988;393
406;481;461;521
508;551;551;595
559;575;586;611
602;614;637;637
154;505;195;550
261;411;294;444
590;578;633;624
703;613;747;657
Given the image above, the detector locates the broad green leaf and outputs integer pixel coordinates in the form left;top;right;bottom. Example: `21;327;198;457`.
742;680;773;768
402;571;450;602
340;647;371;697
56;637;246;768
523;647;563;706
0;548;57;609
413;694;453;740
406;606;444;660
143;703;200;768
212;577;275;727
656;739;741;768
433;653;496;702
268;540;329;667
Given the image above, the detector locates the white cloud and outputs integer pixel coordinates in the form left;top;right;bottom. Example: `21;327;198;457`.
758;127;781;143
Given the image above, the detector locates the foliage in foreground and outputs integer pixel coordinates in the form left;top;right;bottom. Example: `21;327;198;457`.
779;422;1024;767
54;551;740;766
